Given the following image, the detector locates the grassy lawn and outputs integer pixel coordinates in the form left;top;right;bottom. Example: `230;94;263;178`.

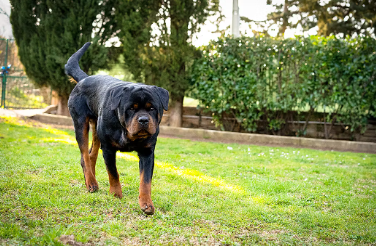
0;117;375;245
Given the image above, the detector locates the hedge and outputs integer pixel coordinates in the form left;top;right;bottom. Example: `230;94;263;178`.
190;35;376;138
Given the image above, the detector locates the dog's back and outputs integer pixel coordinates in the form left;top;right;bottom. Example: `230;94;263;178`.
69;74;134;116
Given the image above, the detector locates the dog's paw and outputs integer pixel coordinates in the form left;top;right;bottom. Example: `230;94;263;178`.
85;180;99;193
141;204;154;215
85;176;99;193
139;202;155;215
113;192;123;199
109;186;123;199
88;184;98;193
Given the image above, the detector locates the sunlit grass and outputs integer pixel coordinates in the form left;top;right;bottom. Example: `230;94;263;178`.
0;116;375;245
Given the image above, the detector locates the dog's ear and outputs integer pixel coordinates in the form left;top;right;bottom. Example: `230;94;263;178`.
110;87;131;111
153;86;169;111
110;89;122;111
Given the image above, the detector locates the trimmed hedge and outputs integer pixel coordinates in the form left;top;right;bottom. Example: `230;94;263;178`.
190;36;376;138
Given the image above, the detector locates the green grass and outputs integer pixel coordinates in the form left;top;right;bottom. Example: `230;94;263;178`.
0;117;375;245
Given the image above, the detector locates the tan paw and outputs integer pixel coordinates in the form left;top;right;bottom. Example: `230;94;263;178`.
86;179;99;193
109;185;123;198
139;198;155;215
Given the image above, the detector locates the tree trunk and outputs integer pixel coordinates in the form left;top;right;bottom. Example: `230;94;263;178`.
278;0;289;37
169;95;183;127
57;95;70;116
40;87;51;104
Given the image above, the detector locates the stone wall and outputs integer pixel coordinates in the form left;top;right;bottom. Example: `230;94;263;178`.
161;107;376;143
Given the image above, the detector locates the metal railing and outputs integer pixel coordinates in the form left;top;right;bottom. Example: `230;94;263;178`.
1;38;51;109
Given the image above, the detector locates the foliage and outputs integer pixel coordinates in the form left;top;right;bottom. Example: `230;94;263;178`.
6;87;49;109
292;0;376;37
116;0;220;103
9;0;118;99
9;87;26;99
190;35;376;137
0;117;375;244
243;0;376;37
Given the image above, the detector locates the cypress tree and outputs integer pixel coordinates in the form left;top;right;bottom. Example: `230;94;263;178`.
10;0;118;115
117;0;220;127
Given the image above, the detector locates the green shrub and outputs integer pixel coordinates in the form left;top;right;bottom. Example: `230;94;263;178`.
190;35;376;137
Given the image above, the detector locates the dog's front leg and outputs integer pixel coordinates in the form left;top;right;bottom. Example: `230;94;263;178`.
138;148;155;215
102;148;123;198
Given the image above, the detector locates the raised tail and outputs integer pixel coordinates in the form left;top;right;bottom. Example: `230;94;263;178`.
65;42;91;82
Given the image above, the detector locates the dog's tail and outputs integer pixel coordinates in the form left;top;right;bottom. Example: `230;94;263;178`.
65;42;91;82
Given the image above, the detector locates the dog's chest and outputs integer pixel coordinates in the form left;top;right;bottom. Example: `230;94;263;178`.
103;127;153;152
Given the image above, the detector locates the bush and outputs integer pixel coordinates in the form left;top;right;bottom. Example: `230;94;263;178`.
190;35;376;138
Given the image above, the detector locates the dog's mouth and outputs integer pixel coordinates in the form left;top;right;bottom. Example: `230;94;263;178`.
137;129;151;137
126;128;153;141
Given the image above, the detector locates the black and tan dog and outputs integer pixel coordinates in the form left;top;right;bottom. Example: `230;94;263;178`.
65;43;169;215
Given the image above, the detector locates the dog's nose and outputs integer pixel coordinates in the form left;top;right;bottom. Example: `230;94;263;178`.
138;116;149;125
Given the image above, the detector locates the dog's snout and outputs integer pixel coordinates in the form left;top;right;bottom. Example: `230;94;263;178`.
138;116;149;125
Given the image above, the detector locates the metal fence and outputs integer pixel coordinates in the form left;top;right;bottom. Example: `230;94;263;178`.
1;38;51;109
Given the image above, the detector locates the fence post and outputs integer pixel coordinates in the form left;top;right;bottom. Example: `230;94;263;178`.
1;75;5;108
1;39;8;108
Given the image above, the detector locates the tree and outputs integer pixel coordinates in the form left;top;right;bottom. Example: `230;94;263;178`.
10;0;118;115
116;0;220;127
244;0;376;38
302;0;376;37
241;0;301;37
266;0;300;37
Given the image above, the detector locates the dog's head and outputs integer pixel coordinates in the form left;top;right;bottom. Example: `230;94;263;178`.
110;84;169;141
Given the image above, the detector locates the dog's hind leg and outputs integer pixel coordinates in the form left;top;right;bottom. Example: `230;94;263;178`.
102;148;123;198
89;120;101;176
74;117;99;192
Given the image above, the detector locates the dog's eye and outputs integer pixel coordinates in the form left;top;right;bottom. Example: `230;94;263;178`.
150;107;155;111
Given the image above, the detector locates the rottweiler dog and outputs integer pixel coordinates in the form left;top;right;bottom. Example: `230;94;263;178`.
65;43;169;215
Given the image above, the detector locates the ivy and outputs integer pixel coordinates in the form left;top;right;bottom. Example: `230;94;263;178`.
190;35;376;137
